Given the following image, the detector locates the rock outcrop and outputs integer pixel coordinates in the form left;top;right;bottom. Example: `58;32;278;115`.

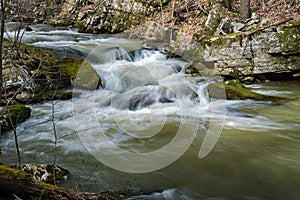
194;25;300;82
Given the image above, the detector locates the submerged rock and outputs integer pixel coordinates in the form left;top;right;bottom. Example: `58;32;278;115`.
207;82;286;102
129;94;174;111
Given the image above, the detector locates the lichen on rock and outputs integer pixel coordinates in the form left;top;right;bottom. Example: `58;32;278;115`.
16;163;70;184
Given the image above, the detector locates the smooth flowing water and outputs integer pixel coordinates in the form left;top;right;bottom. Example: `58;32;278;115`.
1;25;300;200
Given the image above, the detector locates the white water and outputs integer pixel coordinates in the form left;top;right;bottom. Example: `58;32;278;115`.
1;25;300;199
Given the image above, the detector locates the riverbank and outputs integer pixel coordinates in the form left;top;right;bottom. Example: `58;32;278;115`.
0;37;101;133
5;0;300;82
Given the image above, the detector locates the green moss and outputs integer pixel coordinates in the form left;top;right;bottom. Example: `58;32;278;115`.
207;83;286;102
74;21;86;32
59;59;101;90
277;26;300;54
0;104;31;132
291;21;300;27
58;58;82;79
0;164;64;199
198;12;205;18
197;33;246;47
0;164;30;179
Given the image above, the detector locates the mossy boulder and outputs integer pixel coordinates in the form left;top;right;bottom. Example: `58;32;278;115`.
0;104;31;132
59;59;101;90
207;82;286;102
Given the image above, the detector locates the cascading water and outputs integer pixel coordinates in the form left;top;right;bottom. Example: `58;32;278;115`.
1;25;300;199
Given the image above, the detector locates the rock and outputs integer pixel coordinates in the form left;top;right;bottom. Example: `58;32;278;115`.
207;82;286;101
54;0;167;33
129;94;155;111
0;104;31;132
2;66;35;91
194;25;300;81
74;62;101;90
58;59;101;90
293;72;300;78
231;22;245;33
129;94;174;111
25;26;33;32
260;18;268;26
185;62;216;77
16;92;34;103
215;17;234;36
205;4;223;35
15;164;69;184
241;76;255;84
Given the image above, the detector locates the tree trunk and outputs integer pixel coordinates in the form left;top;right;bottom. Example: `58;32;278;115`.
224;0;233;10
0;0;5;99
240;0;251;22
0;164;84;199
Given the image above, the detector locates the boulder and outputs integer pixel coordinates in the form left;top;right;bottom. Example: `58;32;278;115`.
207;82;286;102
129;94;174;111
58;59;101;90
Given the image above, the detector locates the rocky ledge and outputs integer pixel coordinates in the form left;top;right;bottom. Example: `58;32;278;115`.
193;24;300;83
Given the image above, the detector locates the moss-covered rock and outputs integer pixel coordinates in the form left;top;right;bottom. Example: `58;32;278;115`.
207;82;286;102
59;59;101;90
2;41;84;104
277;26;300;55
0;104;31;132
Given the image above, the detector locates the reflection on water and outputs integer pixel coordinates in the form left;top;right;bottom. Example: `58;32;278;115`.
1;26;300;199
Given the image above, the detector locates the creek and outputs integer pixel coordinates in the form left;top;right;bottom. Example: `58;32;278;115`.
1;24;300;200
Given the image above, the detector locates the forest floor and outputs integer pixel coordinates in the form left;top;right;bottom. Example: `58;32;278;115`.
130;0;300;47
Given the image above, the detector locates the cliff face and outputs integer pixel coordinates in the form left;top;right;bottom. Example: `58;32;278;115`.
194;25;300;82
54;0;169;33
7;0;300;81
8;0;171;33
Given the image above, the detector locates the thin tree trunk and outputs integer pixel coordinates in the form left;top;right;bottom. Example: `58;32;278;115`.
240;0;251;22
0;0;5;99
